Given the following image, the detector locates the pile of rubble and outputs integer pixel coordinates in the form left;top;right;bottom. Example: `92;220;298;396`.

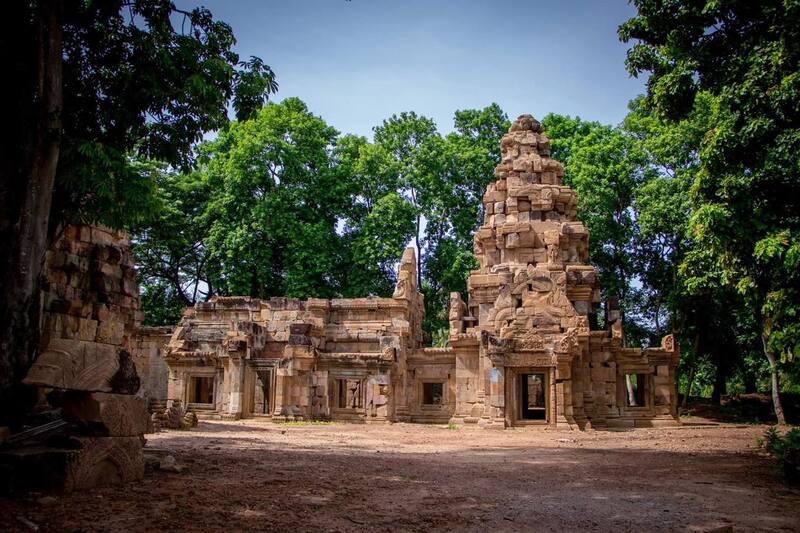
150;400;198;431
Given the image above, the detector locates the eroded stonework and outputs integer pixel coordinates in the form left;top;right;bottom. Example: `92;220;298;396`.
154;115;679;429
1;226;149;494
449;114;679;428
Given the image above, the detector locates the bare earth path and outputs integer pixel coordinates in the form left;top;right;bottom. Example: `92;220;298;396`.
2;420;799;532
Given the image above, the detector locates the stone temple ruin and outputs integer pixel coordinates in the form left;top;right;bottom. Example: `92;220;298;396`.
150;115;680;429
0;114;680;493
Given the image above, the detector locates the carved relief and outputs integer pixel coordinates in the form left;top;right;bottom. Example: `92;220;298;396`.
516;331;545;351
661;334;675;352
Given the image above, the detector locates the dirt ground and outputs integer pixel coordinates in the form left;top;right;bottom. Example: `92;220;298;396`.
2;419;799;532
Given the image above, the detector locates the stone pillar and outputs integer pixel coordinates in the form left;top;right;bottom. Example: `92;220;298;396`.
272;368;289;418
226;356;245;419
489;365;506;426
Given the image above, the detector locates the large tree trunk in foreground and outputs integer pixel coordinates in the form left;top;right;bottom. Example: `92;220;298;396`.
761;331;786;425
0;0;62;426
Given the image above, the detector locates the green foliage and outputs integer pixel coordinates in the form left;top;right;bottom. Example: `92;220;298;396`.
51;0;277;231
335;134;415;296
139;282;186;327
621;0;800;416
133;169;215;315
201;98;343;299
373;105;508;335
431;328;450;348
137;103;506;334
761;426;800;484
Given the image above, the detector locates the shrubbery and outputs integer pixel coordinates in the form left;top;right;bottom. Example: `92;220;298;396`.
760;426;800;484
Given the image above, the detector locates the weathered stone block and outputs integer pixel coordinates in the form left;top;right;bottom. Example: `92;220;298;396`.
61;391;149;436
24;338;140;394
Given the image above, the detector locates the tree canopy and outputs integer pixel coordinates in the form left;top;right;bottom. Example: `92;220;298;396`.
620;0;800;422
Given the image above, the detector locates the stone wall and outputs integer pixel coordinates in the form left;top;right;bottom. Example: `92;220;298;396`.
131;326;173;410
161;248;425;423
1;225;148;493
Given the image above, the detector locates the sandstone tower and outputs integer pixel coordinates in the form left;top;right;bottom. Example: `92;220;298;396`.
448;115;679;428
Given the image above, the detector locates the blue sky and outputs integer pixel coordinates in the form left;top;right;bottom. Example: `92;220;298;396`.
185;0;645;138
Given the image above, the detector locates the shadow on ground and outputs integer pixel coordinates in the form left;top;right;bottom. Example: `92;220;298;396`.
1;421;798;532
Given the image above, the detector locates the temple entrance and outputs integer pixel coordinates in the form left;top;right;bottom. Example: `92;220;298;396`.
189;376;215;407
519;372;547;420
248;368;274;416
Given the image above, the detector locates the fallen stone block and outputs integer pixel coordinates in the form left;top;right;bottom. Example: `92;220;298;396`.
0;436;143;494
157;454;184;473
63;436;144;491
60;391;149;437
23;338;140;394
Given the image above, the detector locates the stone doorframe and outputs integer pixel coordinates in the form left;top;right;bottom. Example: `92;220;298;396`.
504;366;557;427
245;363;277;417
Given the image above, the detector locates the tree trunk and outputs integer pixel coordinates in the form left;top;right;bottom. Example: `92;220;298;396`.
414;214;421;289
0;0;63;426
711;345;728;405
761;331;786;425
681;331;700;410
743;368;757;394
682;365;695;410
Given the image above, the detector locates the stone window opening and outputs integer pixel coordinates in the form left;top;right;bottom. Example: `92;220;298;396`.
515;296;522;309
422;382;444;406
336;379;363;409
624;374;647;407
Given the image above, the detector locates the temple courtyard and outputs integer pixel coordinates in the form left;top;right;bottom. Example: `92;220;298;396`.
2;421;799;532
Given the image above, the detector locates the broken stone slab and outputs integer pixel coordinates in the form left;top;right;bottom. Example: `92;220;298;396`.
157;454;184;473
0;436;143;494
23;338;140;394
64;436;144;491
60;391;149;437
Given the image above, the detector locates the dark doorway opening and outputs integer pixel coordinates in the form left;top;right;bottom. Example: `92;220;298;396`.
255;369;272;414
519;373;546;420
191;376;214;405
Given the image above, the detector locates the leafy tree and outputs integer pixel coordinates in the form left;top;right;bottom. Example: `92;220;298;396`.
0;0;276;425
620;0;800;423
373;112;438;286
416;108;508;333
334;135;415;296
626;93;723;399
133;169;216;325
200;98;344;299
372;105;508;335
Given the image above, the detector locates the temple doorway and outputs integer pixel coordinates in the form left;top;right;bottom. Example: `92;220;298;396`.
251;369;273;415
518;372;547;421
189;376;215;407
